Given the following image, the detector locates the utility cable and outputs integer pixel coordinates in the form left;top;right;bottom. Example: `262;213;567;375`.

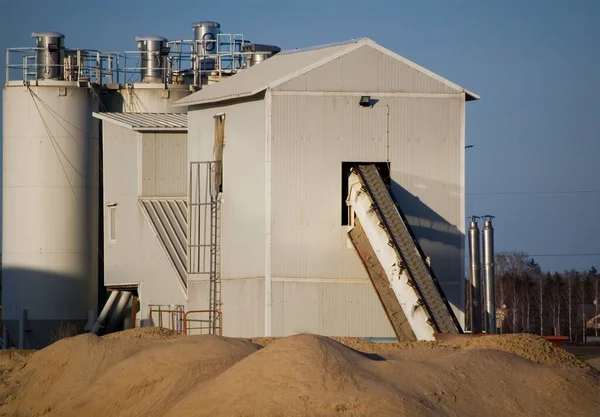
28;87;104;263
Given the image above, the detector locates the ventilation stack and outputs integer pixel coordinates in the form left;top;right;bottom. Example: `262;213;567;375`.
468;217;482;333
482;216;496;334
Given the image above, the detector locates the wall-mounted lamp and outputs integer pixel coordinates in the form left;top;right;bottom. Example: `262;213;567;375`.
359;95;371;107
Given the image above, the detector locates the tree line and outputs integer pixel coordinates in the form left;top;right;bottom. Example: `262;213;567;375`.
467;251;600;341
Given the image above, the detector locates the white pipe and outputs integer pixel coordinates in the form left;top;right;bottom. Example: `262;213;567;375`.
91;290;120;334
106;292;133;332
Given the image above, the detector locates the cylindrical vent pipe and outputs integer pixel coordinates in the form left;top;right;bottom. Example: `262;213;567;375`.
32;32;65;80
482;217;496;334
468;218;482;333
192;21;220;71
242;43;281;67
136;36;169;83
192;21;220;54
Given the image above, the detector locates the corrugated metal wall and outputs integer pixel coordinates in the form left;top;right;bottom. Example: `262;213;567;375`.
272;279;393;336
270;91;465;332
276;44;457;94
187;99;266;281
142;132;187;197
184;44;468;336
102;123;186;319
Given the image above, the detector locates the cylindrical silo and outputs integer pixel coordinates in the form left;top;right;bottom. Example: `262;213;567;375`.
106;83;192;113
2;69;99;347
101;34;193;113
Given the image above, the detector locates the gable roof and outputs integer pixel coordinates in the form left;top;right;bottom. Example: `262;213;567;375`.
174;38;479;107
92;112;187;132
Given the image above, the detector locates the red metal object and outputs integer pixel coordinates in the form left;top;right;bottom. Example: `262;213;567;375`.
542;336;569;347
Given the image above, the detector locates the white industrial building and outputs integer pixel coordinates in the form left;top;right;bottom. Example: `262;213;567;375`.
174;38;478;337
2;24;478;347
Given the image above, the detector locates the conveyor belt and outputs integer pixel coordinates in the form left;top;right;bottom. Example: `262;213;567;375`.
353;164;461;334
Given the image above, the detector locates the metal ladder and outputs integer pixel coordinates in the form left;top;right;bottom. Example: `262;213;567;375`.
188;161;222;335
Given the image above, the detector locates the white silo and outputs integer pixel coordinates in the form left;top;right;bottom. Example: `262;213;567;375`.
2;32;99;348
107;35;193;113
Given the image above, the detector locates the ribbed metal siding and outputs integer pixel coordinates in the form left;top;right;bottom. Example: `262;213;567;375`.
141;133;187;197
271;280;394;337
276;45;457;94
270;94;464;324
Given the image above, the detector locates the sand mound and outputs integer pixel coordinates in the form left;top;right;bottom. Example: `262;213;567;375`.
442;333;590;369
165;334;598;417
0;334;257;417
1;332;598;417
587;357;600;371
103;326;181;341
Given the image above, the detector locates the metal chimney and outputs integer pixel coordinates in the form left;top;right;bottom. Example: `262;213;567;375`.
468;217;482;333
482;216;496;334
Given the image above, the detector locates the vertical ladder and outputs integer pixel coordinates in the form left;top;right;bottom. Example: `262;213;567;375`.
188;161;222;335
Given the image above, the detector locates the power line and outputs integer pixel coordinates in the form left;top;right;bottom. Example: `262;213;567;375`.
526;253;600;258
464;253;600;258
468;190;600;196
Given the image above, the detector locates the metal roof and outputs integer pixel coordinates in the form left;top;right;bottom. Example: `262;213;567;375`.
92;112;188;132
174;38;479;107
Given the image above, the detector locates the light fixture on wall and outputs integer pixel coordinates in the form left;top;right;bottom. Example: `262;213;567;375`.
359;95;371;107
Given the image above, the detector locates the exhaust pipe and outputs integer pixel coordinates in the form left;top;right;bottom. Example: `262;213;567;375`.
482;216;496;334
468;217;482;333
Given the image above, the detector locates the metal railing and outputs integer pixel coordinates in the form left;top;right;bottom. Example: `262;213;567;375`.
183;309;223;336
147;304;185;334
5;47;120;85
6;33;254;86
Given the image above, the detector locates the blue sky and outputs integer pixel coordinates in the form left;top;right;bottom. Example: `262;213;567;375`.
1;0;599;273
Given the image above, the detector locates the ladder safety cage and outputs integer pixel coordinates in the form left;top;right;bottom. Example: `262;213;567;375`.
188;161;222;335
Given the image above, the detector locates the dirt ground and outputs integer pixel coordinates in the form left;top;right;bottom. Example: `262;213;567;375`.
0;329;598;417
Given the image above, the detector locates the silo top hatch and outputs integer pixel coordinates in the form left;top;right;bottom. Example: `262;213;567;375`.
135;35;167;42
191;21;220;28
31;32;65;38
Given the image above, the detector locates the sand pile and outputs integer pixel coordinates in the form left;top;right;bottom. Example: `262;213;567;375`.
103;326;181;341
0;331;598;417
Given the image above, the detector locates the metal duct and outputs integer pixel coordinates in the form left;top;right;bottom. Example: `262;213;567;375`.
482;217;496;334
91;290;120;334
468;218;482;333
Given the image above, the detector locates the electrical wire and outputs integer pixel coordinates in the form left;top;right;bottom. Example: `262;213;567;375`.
28;86;104;262
468;190;600;196
28;87;85;179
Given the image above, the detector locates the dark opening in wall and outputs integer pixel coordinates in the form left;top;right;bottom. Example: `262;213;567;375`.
341;162;390;226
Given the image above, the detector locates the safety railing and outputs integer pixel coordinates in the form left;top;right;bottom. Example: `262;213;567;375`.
5;47;120;85
6;33;255;87
147;304;185;334
183;310;222;336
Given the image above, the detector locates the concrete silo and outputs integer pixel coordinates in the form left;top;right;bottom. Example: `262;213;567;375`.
2;32;100;348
